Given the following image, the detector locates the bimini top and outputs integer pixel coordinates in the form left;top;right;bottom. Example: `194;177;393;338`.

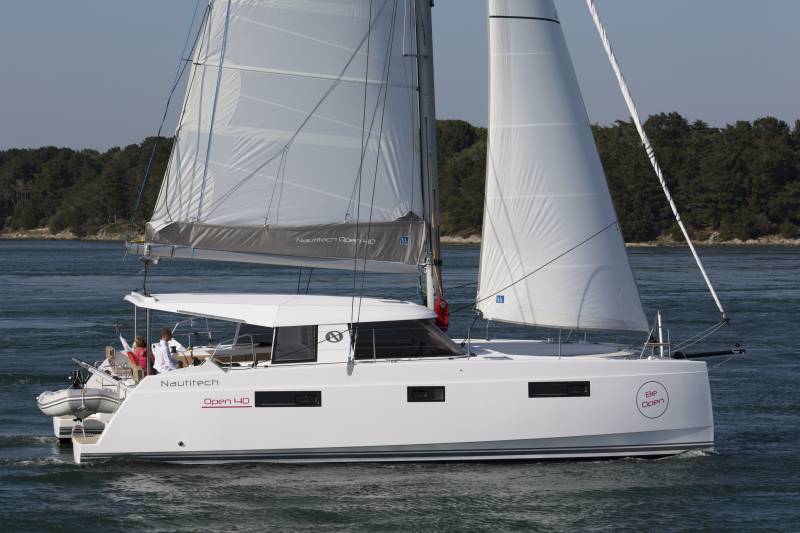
123;292;434;328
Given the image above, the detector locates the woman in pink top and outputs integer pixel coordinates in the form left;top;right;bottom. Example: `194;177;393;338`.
132;336;149;370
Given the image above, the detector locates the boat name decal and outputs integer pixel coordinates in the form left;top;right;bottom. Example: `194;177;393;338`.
160;379;220;388
202;396;251;409
636;381;669;418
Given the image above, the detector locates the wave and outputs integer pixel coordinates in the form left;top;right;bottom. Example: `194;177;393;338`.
659;447;718;460
0;456;69;468
0;373;68;386
0;434;58;448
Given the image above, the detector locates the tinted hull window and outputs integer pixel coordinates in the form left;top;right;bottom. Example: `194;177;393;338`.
255;391;321;407
528;381;590;398
407;386;445;402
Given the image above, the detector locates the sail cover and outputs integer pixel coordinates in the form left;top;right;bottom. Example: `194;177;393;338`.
142;0;427;273
476;0;648;331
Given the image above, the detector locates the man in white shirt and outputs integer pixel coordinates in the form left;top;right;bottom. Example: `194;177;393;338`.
154;328;182;373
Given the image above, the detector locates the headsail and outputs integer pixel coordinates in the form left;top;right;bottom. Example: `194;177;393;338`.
476;0;648;332
134;0;430;274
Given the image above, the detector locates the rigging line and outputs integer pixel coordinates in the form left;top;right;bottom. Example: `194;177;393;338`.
199;0;394;220
585;0;726;319
126;0;207;240
351;0;375;330
196;0;233;223
673;319;729;352
166;5;213;224
275;150;287;224
407;0;419;227
357;0;400;325
186;4;216;222
451;221;619;315
710;350;744;369
342;61;395;221
305;268;314;294
343;1;394;221
263;148;288;226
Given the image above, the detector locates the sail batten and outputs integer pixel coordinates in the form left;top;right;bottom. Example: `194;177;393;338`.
142;0;428;272
477;0;648;332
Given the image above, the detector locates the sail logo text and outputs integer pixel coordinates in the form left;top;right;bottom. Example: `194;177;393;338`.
296;237;376;246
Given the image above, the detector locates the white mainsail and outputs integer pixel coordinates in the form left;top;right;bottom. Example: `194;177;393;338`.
140;0;432;273
476;0;648;332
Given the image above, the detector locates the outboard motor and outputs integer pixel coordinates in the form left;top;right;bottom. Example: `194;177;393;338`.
68;369;87;390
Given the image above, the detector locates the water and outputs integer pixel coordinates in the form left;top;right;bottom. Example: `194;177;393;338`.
0;240;798;531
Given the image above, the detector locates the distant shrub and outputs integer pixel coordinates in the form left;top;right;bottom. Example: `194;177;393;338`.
779;220;799;239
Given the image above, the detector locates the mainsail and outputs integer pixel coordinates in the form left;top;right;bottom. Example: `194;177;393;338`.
134;0;434;274
476;0;648;332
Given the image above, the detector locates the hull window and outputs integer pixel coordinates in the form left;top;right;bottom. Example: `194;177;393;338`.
407;386;445;402
255;391;322;407
528;381;590;398
272;326;318;363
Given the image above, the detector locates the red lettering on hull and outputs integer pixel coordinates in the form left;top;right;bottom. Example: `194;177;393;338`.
202;397;252;408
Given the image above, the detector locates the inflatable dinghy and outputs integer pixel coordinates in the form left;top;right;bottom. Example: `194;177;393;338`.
36;388;120;418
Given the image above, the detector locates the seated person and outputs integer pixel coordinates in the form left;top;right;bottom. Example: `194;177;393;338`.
154;328;183;373
132;336;149;369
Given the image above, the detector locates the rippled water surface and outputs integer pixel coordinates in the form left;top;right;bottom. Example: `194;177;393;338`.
1;241;798;531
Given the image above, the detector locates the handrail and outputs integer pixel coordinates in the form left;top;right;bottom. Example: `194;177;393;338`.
209;334;258;368
72;358;132;390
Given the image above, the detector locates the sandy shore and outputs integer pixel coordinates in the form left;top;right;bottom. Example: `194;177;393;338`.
0;227;131;242
3;227;798;247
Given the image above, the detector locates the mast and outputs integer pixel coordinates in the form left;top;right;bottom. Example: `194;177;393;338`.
415;0;441;310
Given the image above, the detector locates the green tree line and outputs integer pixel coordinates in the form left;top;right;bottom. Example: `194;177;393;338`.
438;113;800;241
2;113;799;241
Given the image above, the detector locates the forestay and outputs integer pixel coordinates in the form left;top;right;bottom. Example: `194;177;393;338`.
476;0;648;332
139;0;428;273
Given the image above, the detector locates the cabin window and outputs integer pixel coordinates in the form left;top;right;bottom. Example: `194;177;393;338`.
272;326;318;363
236;324;273;347
351;319;463;360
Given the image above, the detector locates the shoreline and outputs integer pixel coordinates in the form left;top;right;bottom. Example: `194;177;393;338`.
2;227;799;247
439;234;800;246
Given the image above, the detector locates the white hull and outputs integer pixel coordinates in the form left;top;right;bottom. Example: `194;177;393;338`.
73;347;713;464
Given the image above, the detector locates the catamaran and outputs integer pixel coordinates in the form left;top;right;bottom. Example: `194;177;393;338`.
38;0;739;464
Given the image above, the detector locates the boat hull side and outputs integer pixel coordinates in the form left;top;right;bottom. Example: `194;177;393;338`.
73;358;714;464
